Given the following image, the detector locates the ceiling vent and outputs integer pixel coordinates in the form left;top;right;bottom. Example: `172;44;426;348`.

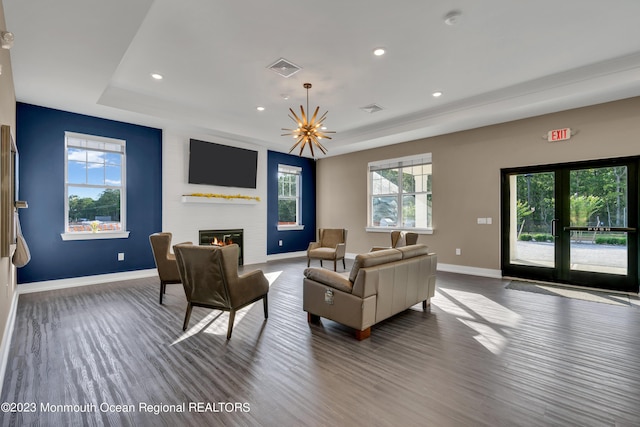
267;58;302;78
360;103;384;114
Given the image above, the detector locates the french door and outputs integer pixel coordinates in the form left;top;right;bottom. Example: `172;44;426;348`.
501;157;639;293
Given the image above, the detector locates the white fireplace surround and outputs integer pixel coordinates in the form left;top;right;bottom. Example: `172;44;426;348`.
162;130;268;266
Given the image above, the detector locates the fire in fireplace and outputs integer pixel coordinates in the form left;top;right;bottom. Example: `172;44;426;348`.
199;229;244;265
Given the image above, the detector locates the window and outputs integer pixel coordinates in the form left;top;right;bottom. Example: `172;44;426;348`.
62;132;129;240
277;164;304;230
368;153;432;231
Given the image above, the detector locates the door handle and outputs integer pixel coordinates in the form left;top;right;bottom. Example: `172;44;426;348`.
551;219;559;237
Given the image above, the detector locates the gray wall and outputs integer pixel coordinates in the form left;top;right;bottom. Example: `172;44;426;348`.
316;97;640;273
0;2;17;359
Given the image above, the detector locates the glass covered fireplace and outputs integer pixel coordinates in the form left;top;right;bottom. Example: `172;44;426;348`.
198;228;244;265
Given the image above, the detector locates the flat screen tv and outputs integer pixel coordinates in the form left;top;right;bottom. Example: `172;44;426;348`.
188;139;258;189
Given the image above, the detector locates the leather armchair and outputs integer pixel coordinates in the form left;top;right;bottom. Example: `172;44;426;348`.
173;243;269;339
307;228;348;271
149;232;190;304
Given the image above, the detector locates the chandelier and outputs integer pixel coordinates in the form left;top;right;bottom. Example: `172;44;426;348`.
282;83;335;157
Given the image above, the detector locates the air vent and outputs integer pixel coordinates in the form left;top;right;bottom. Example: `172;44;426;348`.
267;58;302;78
360;103;384;114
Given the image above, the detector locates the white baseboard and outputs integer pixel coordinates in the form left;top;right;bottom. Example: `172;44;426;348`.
17;269;158;295
266;251;307;261
437;263;502;279
0;289;19;397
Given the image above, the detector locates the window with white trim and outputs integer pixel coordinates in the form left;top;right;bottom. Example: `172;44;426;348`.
277;164;304;230
62;132;129;240
368;153;432;230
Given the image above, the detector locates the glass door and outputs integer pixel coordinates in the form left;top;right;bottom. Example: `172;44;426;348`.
503;170;558;282
502;158;638;293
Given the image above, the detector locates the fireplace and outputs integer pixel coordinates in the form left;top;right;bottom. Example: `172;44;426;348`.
199;229;244;265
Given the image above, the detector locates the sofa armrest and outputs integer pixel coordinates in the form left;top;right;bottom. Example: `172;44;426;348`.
307;241;321;253
303;268;353;293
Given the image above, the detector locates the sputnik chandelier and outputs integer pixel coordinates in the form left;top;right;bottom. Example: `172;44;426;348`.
282;83;335;157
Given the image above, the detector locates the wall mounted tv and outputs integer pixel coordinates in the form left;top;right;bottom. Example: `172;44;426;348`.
188;139;258;189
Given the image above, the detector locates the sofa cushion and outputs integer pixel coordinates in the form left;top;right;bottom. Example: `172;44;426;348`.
396;244;429;259
308;247;340;260
349;248;403;283
304;268;353;293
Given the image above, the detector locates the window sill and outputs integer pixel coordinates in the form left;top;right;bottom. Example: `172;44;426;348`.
277;225;305;231
61;231;131;241
365;227;433;235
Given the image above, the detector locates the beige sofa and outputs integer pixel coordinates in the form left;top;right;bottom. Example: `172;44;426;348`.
303;244;437;340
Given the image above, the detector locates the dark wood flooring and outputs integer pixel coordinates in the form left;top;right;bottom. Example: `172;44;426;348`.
1;257;640;426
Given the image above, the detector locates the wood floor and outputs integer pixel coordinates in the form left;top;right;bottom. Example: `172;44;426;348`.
1;257;640;426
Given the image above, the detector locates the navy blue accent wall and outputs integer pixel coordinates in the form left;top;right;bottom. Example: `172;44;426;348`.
16;103;162;283
267;151;316;254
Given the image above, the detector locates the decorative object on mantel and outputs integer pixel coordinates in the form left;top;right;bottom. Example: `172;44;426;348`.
282;82;335;157
182;193;260;204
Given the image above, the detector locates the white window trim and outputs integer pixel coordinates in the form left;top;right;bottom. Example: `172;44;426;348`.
367;152;433;232
277;164;304;230
61;132;129;241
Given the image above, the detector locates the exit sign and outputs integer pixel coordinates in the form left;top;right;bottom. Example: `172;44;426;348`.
547;128;571;142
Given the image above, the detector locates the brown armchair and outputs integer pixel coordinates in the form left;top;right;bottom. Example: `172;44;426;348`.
371;230;419;252
149;232;190;304
173;243;269;339
307;228;348;271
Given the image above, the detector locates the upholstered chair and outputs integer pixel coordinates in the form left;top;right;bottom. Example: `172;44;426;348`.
371;230;419;252
173;243;269;339
307;228;348;271
391;231;419;247
149;232;189;304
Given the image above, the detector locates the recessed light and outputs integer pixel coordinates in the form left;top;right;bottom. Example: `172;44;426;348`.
151;73;163;80
256;106;265;111
432;91;443;97
373;48;386;56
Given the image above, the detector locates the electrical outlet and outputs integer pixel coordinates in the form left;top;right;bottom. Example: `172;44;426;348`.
486;217;493;225
455;248;461;256
278;240;283;247
118;252;125;261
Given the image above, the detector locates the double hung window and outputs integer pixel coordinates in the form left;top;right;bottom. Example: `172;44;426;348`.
368;153;432;231
277;164;303;230
63;132;128;240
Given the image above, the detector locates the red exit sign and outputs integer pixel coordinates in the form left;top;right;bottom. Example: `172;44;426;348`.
547;128;571;142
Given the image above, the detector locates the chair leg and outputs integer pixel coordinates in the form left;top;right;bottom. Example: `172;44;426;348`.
307;312;320;323
333;259;337;271
263;294;269;319
342;258;346;269
159;281;165;304
307;257;311;267
320;260;323;267
227;310;236;340
182;303;193;331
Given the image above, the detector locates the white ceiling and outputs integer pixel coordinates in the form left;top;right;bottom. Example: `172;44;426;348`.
5;0;640;157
